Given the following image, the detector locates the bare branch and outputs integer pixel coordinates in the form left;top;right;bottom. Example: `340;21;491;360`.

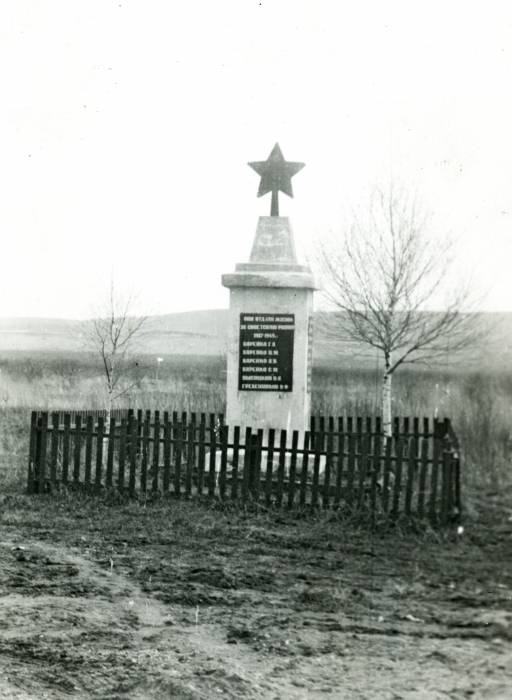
316;184;480;434
80;284;147;411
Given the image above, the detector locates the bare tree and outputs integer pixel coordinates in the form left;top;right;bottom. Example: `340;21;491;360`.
318;185;479;436
82;283;147;419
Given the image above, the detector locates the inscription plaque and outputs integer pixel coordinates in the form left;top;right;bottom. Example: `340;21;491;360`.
238;313;294;391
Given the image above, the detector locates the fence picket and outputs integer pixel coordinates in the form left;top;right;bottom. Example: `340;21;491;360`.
322;428;334;508
190;413;197;466
174;422;182;497
334;418;344;508
276;430;287;508
252;429;263;500
346;434;356;508
230;426;240;500
163;414;171;493
287;430;299;508
429;441;440;524
84;415;94;488
27;411;37;493
140;412;150;493
197;421;206;495
382;438;392;514
136;409;143;457
73;415;82;485
95;416;104;492
151;412;160;493
356;417;363;451
219;425;228;499
391;438;404;518
441;450;452;525
62;414;71;486
186;423;195;497
417;438;428;518
448;452;455;520
38;413;48;493
299;431;310;506
404;438;416;516
265;428;275;505
128;415;137;497
369;433;381;525
242;427;252;502
118;418;127;492
356;434;370;510
208;425;217;497
311;431;322;508
319;417;325;451
106;417;115;488
49;412;60;488
454;452;461;518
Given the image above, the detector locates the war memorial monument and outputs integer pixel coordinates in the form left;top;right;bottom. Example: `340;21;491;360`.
222;144;318;435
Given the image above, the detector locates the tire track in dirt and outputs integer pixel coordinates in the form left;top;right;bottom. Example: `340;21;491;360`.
1;493;512;699
0;538;308;699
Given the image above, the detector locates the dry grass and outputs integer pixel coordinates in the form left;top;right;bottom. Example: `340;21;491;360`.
0;351;510;497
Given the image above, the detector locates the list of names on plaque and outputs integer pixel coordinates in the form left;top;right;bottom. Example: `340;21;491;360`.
238;313;294;391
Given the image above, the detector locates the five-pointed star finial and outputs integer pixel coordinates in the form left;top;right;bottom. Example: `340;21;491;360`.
248;143;305;216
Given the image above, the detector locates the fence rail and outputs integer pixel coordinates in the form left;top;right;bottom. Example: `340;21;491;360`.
27;410;461;525
32;409;452;439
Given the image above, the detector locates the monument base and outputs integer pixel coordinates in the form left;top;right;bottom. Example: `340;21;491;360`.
222;217;317;437
224;286;313;435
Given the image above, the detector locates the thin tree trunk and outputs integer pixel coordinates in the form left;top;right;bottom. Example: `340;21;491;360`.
382;361;392;438
103;389;114;469
107;392;113;427
106;365;115;424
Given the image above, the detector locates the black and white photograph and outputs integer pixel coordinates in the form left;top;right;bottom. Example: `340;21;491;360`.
0;1;511;698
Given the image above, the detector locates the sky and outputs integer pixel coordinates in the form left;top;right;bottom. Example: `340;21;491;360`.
0;0;511;318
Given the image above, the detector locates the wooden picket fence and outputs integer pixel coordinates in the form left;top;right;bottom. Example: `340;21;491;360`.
27;410;461;525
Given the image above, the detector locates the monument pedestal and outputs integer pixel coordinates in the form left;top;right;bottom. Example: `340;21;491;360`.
222;216;317;435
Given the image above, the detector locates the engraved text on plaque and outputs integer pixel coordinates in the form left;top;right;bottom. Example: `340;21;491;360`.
238;313;294;391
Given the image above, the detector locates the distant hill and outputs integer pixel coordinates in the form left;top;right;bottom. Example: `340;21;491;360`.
0;311;229;356
0;310;511;371
142;310;229;355
0;317;81;352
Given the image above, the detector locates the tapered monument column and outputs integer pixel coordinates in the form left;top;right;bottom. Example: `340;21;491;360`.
222;144;318;434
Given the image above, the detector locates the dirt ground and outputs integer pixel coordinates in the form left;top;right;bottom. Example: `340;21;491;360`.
0;491;511;699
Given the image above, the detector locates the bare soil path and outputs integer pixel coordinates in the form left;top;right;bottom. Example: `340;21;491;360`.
0;492;511;698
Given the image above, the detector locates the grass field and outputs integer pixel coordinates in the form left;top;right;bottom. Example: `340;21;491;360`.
0;352;511;698
0;351;510;497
